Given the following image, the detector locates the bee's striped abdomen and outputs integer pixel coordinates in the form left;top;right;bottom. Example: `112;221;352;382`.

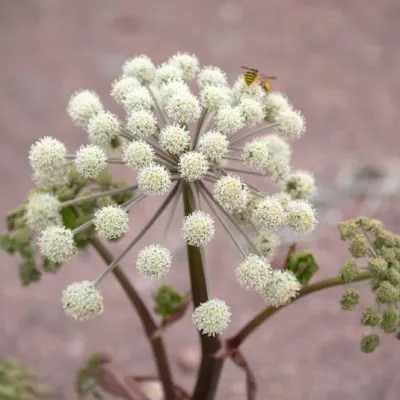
243;70;258;86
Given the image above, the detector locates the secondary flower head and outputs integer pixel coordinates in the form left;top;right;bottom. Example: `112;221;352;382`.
284;170;315;200
62;281;104;321
160;81;191;103
67;90;103;127
38;226;76;264
138;165;172;196
216;105;245;135
182;211;215;247
169;52;199;80
213;175;249;212
251;197;285;232
94;205;129;239
262;135;292;182
285;200;317;234
136;244;172;279
160;125;191;155
179;152;209;182
87;111;121;146
262;270;300;307
156;63;183;85
253;233;280;259
192;299;231;336
238;98;264;125
197;66;228;88
122;55;156;84
165;92;201;124
264;92;291;123
111;76;141;105
29;137;67;176
25;193;61;233
200;86;230;111
122;140;155;169
122;87;154;113
236;254;272;292
126;110;157;139
275;108;306;140
198;130;229;162
243;139;269;170
74;145;107;179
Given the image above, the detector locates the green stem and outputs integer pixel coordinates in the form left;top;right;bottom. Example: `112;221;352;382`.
182;184;223;400
228;271;371;348
89;237;176;400
192;108;208;150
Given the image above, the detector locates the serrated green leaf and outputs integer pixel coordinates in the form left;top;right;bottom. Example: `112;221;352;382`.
0;233;17;254
286;251;319;285
19;260;41;286
42;257;61;273
154;284;185;319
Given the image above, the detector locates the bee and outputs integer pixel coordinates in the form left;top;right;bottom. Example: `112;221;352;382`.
241;66;277;92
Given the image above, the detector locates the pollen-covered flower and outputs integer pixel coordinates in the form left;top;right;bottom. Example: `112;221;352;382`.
215;105;245;136
284;170;315;200
29;137;67;176
198;130;229;162
87;111;121;146
67;90;103;128
251;197;285;232
262;134;292;182
262;270;300;307
238;98;264;125
25;193;61;233
122;55;156;84
192;299;231;336
38;226;76;264
236;254;272;292
74;145;107;179
165;92;201;124
62;281;104;321
275;109;306;140
111;76;141;105
160;81;191;103
200;86;230;111
122;87;154;113
155;63;183;85
285;200;317;234
253;233;280;259
262;134;291;160
169;52;199;80
231;76;264;103
197;66;228;88
122;141;154;169
136;244;172;279
94;205;129;239
138;165;172;196
182;211;215;247
213;175;249;212
264;92;291;123
159;125;191;155
126;110;157;139
243;139;269;170
179;152;209;182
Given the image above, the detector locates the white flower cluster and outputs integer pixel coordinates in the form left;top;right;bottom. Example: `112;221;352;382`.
26;52;316;329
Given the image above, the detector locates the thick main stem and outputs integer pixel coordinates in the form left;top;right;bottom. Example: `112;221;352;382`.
89;237;176;400
228;271;371;348
182;184;223;400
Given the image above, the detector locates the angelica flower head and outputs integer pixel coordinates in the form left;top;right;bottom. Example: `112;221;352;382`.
25;193;61;233
25;52;315;329
192;299;231;336
62;281;104;321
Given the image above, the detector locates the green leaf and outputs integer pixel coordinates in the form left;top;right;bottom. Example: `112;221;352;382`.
42;258;61;273
19;260;41;286
75;354;107;397
6;206;25;231
0;233;17;254
286;251;319;285
154;284;185;319
61;207;78;229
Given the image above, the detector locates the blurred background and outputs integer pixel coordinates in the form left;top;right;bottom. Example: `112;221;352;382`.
1;0;400;399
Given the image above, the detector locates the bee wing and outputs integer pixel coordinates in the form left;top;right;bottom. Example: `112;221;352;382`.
259;74;277;80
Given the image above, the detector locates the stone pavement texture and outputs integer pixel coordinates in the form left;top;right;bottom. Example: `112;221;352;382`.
1;1;400;399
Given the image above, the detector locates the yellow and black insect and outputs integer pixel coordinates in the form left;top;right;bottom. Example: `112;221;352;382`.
241;66;277;92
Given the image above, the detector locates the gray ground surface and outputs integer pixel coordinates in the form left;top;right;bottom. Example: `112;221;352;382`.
1;1;400;399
